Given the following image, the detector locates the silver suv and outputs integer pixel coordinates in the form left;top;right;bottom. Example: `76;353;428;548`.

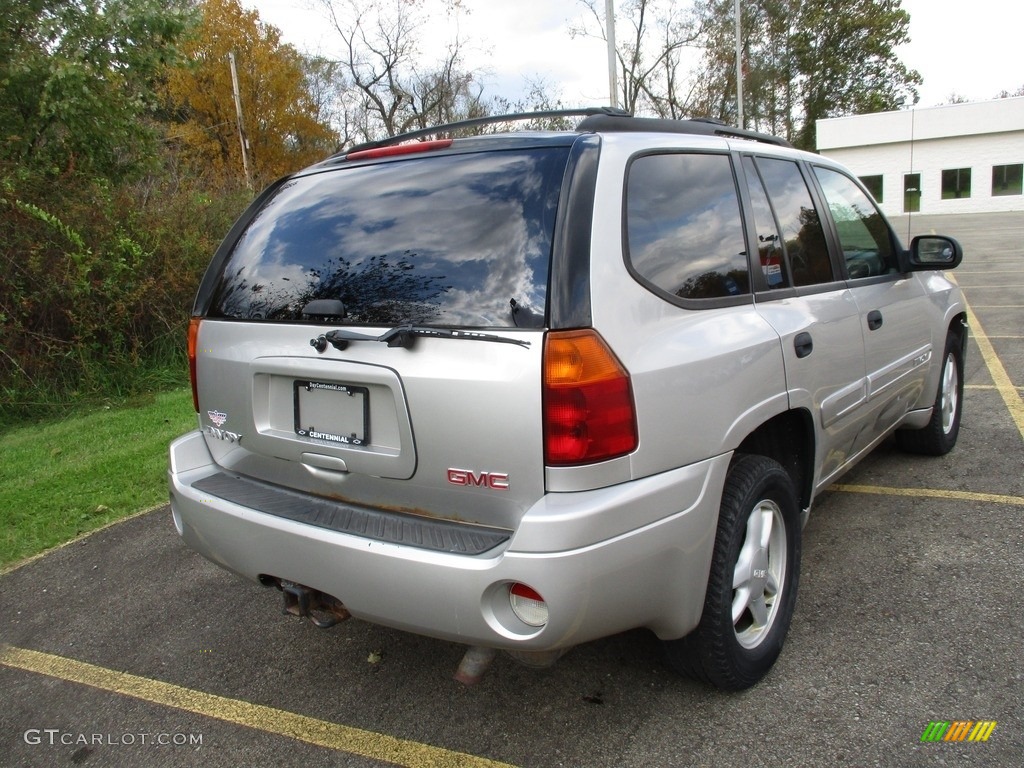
169;109;965;689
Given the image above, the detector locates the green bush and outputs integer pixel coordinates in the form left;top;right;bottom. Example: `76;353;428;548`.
0;166;250;427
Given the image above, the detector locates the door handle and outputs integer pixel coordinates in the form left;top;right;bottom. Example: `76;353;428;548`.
794;332;813;358
867;310;883;331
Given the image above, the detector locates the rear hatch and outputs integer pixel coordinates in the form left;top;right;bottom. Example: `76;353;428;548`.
190;139;575;533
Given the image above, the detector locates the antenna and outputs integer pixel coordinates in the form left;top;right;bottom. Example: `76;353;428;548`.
906;97;918;242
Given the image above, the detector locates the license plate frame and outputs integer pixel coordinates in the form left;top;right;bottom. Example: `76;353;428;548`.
293;380;370;447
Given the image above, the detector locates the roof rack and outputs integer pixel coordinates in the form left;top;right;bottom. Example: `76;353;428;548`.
336;107;792;157
575;113;793;147
337;107;631;157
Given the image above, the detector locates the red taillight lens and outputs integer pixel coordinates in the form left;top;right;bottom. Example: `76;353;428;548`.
187;317;201;413
543;330;638;465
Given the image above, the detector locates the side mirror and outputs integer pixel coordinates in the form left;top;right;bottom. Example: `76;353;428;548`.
903;235;963;271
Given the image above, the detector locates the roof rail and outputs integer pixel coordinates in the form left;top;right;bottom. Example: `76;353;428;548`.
336;107;792;158
337;107;631;157
575;113;793;148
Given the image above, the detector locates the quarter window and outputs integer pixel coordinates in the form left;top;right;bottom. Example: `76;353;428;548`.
626;153;749;301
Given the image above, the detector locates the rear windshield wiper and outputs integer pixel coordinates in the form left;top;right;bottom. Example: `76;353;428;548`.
311;325;531;352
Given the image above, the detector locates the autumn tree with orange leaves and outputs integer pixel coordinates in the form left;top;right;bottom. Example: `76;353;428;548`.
165;0;338;188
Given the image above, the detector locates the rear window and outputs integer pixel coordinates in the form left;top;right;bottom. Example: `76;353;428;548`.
208;147;570;328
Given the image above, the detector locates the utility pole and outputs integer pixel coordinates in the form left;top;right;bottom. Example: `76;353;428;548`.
734;0;744;128
606;0;618;109
228;51;253;191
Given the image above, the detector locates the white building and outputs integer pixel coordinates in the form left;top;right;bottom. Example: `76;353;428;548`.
816;97;1024;217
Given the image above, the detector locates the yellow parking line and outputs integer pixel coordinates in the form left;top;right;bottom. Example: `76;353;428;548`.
964;296;1024;441
966;384;1024;392
832;484;1024;507
0;646;515;768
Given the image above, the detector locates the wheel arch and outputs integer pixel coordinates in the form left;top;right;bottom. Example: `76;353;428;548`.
949;311;968;359
734;409;815;515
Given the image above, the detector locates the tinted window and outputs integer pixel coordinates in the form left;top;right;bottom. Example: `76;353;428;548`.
209;148;569;327
742;156;789;290
627;153;749;300
813;166;896;279
753;157;833;287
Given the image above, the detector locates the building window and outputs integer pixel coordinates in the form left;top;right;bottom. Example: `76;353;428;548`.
992;164;1023;196
859;175;884;203
903;173;921;213
941;168;972;199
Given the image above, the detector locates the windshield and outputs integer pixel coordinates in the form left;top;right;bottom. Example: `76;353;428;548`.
208;147;570;328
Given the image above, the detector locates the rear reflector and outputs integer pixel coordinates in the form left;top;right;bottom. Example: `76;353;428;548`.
509;583;548;627
543;330;638;465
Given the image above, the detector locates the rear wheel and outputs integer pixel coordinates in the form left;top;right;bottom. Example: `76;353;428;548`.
896;332;964;455
665;454;801;690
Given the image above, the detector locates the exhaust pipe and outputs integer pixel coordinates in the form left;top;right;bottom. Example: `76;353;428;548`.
453;646;569;685
453;646;496;685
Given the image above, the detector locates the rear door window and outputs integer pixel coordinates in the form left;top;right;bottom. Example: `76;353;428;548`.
742;156;789;290
208;147;570;328
750;157;834;287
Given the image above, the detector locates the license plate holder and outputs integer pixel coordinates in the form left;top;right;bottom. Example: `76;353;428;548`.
294;380;369;446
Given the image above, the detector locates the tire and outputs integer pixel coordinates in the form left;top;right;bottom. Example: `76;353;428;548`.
896;332;964;456
665;454;801;690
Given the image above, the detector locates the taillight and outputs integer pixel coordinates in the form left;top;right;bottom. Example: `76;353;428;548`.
543;330;638;465
187;317;201;413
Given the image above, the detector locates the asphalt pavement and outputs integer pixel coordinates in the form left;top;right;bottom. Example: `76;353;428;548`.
1;212;1021;767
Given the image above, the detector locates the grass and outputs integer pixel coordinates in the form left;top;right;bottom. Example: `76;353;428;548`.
0;388;197;570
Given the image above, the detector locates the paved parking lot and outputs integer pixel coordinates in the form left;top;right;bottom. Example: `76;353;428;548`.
2;212;1021;767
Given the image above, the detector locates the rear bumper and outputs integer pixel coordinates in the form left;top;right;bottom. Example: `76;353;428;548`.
169;430;728;650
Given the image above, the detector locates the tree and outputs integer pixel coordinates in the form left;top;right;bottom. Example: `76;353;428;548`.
0;0;193;179
995;85;1024;99
692;0;921;149
321;0;489;144
164;0;338;188
791;0;920;148
572;0;704;118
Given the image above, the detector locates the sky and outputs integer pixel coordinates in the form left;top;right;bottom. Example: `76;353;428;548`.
245;0;1022;112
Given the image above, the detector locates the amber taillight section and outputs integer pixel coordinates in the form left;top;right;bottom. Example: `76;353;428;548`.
543;330;638;465
188;317;201;413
